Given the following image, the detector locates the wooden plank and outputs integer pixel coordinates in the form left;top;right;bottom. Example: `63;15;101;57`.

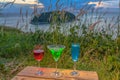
11;76;53;80
12;66;99;80
11;76;77;80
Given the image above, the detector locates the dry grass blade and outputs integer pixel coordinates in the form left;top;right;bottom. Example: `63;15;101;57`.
33;5;38;16
10;63;24;74
84;49;95;56
1;0;15;8
20;7;22;16
10;59;26;74
98;0;102;5
119;0;120;8
39;8;44;14
108;16;115;28
6;58;16;67
55;0;60;10
19;7;24;22
89;21;101;31
47;4;52;11
3;19;6;26
25;23;28;30
76;9;87;18
25;9;28;18
16;20;20;28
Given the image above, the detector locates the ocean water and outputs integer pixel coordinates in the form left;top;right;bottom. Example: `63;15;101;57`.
0;0;119;35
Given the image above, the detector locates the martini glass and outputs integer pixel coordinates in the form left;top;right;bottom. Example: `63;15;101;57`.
33;49;44;75
70;43;80;76
47;45;65;77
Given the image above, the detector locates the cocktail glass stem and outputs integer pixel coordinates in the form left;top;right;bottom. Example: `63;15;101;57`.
71;61;79;76
56;62;58;72
54;62;59;76
73;62;76;71
38;61;40;68
37;61;43;75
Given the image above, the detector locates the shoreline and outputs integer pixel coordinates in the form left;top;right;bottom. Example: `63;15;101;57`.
0;12;119;29
0;8;120;39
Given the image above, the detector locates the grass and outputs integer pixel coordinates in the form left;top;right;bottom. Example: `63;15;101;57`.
0;24;120;80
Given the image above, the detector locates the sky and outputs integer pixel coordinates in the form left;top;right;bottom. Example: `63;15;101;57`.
0;0;120;14
0;0;119;8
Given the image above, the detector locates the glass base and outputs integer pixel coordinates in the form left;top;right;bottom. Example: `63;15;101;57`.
35;71;43;75
70;71;79;76
51;71;63;78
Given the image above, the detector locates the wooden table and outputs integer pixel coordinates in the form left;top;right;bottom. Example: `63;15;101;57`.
12;66;99;80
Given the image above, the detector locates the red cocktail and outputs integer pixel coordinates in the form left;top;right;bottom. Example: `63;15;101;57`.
33;50;44;61
33;49;44;75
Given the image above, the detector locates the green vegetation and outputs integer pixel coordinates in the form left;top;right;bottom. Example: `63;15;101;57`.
0;22;120;80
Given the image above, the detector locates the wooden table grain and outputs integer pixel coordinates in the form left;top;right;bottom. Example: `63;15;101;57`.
12;66;99;80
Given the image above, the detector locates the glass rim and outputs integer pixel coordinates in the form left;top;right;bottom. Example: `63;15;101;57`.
33;49;44;53
71;43;80;45
47;44;65;48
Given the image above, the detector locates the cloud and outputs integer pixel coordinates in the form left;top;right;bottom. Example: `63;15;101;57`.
88;0;119;8
0;0;43;5
0;0;44;14
0;0;44;9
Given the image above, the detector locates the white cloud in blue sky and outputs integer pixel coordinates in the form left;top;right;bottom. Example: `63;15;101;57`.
88;0;119;8
0;0;119;8
0;0;119;14
0;0;43;7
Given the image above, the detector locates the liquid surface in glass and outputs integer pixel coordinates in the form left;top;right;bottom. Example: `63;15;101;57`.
48;45;65;62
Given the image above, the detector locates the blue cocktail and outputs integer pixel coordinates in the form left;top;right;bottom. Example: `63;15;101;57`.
71;43;80;76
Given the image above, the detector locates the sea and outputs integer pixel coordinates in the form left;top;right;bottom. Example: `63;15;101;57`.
0;0;120;39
